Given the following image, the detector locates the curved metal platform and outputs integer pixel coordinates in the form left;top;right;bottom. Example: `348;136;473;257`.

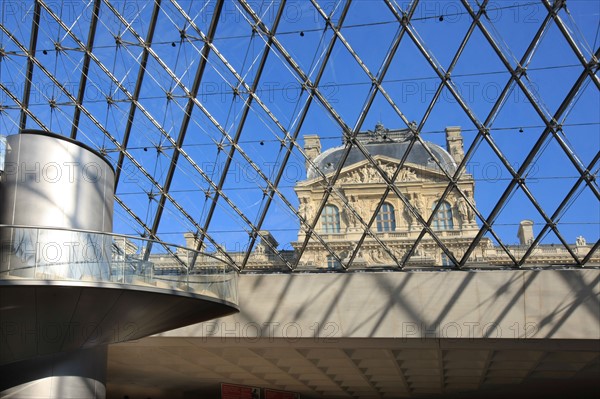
0;281;238;365
0;226;239;365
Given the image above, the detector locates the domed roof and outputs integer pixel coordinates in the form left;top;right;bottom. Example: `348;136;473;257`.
306;125;457;180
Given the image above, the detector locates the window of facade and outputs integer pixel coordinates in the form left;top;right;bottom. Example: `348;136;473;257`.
432;201;454;230
327;255;341;270
321;204;341;233
376;202;396;232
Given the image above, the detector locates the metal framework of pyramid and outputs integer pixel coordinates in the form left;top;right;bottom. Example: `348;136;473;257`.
0;0;598;271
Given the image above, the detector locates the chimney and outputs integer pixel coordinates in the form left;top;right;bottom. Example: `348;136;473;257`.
517;220;534;246
184;232;204;251
303;135;321;170
255;230;278;256
445;126;464;164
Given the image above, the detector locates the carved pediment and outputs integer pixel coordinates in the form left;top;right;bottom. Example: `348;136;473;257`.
297;156;450;189
337;157;445;185
338;162;407;184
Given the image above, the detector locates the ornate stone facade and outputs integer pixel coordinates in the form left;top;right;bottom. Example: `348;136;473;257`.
287;124;597;270
154;124;597;272
293;125;479;268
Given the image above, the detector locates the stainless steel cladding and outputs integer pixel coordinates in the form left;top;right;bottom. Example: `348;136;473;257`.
0;131;114;231
0;136;6;174
0;131;115;278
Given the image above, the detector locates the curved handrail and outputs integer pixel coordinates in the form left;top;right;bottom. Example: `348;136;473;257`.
0;224;229;264
0;225;238;305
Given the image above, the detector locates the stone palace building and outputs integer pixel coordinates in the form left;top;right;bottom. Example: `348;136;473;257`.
148;123;596;274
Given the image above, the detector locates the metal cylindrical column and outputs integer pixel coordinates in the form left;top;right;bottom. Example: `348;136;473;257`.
0;130;114;231
0;346;107;399
0;131;115;278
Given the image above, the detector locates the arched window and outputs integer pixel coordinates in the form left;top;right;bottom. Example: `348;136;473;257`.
321;204;340;233
432;201;454;230
376;203;396;232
